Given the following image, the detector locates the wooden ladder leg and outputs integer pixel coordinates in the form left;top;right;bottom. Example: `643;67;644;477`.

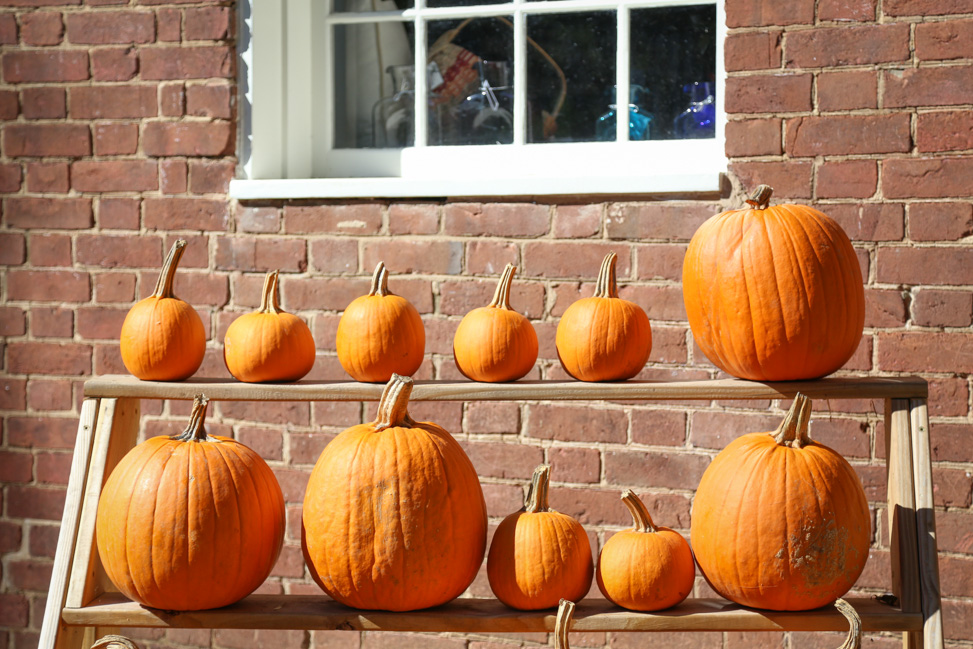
909;399;945;649
886;398;922;649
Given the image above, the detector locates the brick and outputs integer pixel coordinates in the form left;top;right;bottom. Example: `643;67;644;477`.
0;162;21;192
0;594;28;628
160;82;185;116
160;158;188;193
72;160;157;192
785;23;910;68
362;239;463;275
440;280;543;319
878;332;973;373
818;0;875;20
0;450;32;482
0;379;27;412
76;306;128;340
465;240;518;276
215;238;307;273
547;446;600;483
8;342;91;375
69;85;156;118
7;270;88;301
92;122;139;155
884;66;973;108
605;449;710;491
864;288;908;327
21;86;65;119
5;197;92;229
785;113;911;156
91;46;138;81
726;0;814;26
98;198;140;229
0;520;23;555
4;123;90;157
928;377;970;418
65;11;154;44
0;89;18;118
93;272;137;302
553;203;601;238
283;203;383;234
883;157;973;198
916;19;973;60
725;118;782;157
7;416;78;449
218;400;310;426
35;450;72;485
388;203;439;234
185;83;231;119
0;307;26;337
142;197;228;230
140;45;234;79
913;289;973;327
189;159;233;193
620;284;687;322
727;160;814;198
521;241;632;280
184;6;229;40
816;160;877;199
2;50;88;82
817;70;877;111
908;202;972;241
690;410;779;450
465;401;520;434
0;13;15;43
916;110;973;153
308;238;357;274
6;485;66;520
157;7;181;41
21;11;63;45
725;73;812;113
28;378;73;411
77;233;161;268
460;440;542;480
631;408;687;446
526;404;627;444
28;232;71;266
443;202;550;237
26;162;68;193
725;31;781;71
634;243;688;281
279;276;368;311
0;232;26;264
885;0;973;15
172;272;229;307
143;121;233;156
236;206;279;233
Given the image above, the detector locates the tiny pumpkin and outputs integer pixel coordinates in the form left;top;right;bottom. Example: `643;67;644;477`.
555;252;651;382
120;239;206;381
224;270;316;383
336;262;425;382
453;264;538;382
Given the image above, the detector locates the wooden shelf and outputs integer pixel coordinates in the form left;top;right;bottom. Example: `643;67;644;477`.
63;595;920;634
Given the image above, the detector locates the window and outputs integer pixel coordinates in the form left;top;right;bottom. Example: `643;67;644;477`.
233;0;725;198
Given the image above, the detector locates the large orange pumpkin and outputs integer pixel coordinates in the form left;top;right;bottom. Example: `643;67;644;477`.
690;393;871;611
555;252;651;382
302;374;487;611
120;239;206;381
95;395;285;611
682;185;865;381
336;262;425;382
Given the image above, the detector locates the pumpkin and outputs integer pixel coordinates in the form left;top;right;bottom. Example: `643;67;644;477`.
596;490;695;611
120;239;206;381
682;184;865;381
302;374;487;611
690;393;871;611
487;464;593;610
95;395;285;611
336;262;425;382
223;270;316;383
453;264;538;382
555;252;651;382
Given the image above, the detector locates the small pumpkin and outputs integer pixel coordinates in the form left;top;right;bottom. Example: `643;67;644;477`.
120;239;206;381
96;395;286;611
453;264;538;382
336;262;425;382
555;252;651;382
682;184;865;381
596;490;695;611
487;464;593;610
224;270;316;383
302;374;487;611
690;393;871;611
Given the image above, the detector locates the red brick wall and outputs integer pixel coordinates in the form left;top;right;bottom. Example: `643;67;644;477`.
2;0;972;648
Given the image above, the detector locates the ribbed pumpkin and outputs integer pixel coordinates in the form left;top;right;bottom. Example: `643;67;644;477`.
690;394;871;611
302;374;487;611
453;264;538;382
223;270;316;383
95;395;285;611
487;465;593;610
120;239;206;381
336;262;425;382
596;490;695;611
555;252;651;382
682;185;865;381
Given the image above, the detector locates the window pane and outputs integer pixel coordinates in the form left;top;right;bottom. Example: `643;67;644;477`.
334;0;414;14
526;12;616;144
427;17;514;146
630;4;716;140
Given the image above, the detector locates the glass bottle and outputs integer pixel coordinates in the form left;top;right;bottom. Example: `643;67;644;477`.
372;65;443;147
672;81;715;139
448;61;515;146
595;85;653;141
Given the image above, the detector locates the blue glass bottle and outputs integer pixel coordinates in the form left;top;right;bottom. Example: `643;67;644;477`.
673;81;715;139
595;85;652;141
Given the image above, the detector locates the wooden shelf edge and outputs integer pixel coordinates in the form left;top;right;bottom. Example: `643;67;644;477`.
83;376;929;402
63;595;921;633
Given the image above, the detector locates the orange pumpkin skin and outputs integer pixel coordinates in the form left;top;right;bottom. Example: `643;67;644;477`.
454;264;538;382
487;465;593;610
596;491;695;611
302;375;487;611
96;397;285;611
224;271;316;383
682;185;865;381
336;262;425;382
556;253;651;382
690;394;871;611
120;240;205;381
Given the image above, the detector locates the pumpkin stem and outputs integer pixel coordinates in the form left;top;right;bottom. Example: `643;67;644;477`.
171;395;219;443
620;489;658;533
592;252;619;299
91;635;143;649
745;184;774;210
152;239;187;299
368;262;392;297
554;599;575;649
773;393;813;448
524;464;552;514
373;374;416;430
258;270;283;314
488;264;517;310
835;598;862;649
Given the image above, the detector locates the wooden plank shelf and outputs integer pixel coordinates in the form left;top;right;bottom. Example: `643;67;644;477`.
63;595;920;634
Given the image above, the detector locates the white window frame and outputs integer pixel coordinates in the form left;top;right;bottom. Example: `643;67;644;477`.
232;0;726;199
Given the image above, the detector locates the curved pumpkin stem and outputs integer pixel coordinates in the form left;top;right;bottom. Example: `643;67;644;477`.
171;394;219;443
835;598;862;649
258;270;283;314
621;489;658;533
592;252;619;299
773;393;813;449
488;264;517;310
91;635;143;649
554;599;576;649
524;464;552;513
368;262;392;297
374;374;416;430
152;239;187;299
745;184;774;210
